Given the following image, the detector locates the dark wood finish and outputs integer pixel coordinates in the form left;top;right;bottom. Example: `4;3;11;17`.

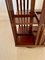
27;0;29;22
16;0;19;14
20;0;22;14
20;0;23;26
5;0;45;47
29;0;35;32
16;0;20;27
16;35;35;45
23;0;25;27
23;0;25;14
14;13;35;17
27;0;29;14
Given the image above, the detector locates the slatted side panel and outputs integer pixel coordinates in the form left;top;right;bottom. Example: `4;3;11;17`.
16;0;30;32
15;0;36;35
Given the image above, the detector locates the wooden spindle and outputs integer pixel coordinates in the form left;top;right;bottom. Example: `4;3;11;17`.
23;0;25;28
20;0;22;14
20;0;23;29
16;0;20;27
27;0;29;22
27;0;29;30
29;0;35;32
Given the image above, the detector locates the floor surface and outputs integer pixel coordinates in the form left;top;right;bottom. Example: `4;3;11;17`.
0;3;45;59
0;13;45;60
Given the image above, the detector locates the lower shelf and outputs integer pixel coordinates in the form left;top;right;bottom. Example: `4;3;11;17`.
16;33;35;45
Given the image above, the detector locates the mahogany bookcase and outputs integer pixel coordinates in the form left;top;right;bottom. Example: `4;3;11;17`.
5;0;45;47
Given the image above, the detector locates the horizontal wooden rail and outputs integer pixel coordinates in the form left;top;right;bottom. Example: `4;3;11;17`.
29;11;41;14
16;31;37;36
14;23;38;25
14;14;35;18
13;11;41;18
17;33;33;35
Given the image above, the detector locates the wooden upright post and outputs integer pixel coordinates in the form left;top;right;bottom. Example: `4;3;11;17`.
5;0;17;44
35;0;45;45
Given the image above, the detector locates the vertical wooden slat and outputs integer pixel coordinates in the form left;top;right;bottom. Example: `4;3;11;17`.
29;0;35;32
23;0;25;14
27;0;29;13
20;0;23;29
16;0;20;27
27;0;29;29
20;0;22;14
16;0;19;14
5;0;17;44
35;0;45;45
23;0;25;28
31;0;35;12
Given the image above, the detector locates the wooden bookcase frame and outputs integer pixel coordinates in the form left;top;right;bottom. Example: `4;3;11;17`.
5;0;45;47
